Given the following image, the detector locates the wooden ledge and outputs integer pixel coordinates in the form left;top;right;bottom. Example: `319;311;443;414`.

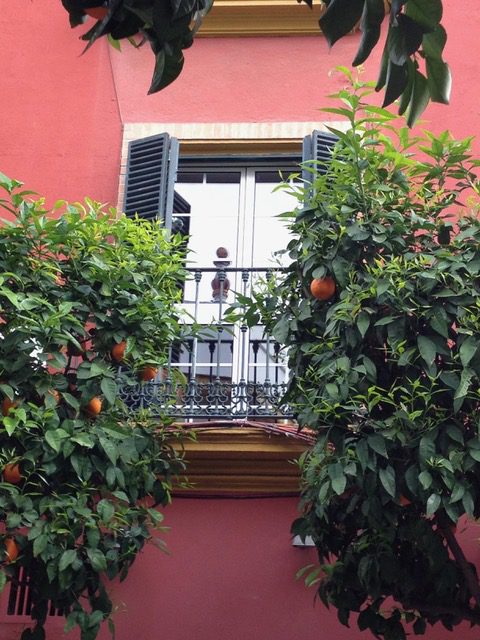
172;423;313;497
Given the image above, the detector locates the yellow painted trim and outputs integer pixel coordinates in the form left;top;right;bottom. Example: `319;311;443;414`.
171;427;310;496
198;0;326;37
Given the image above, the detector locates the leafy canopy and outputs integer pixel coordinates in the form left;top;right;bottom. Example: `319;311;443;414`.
60;0;449;124
0;174;188;640
245;76;480;638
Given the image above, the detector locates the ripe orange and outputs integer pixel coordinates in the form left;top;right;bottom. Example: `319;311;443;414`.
139;366;158;382
3;463;22;484
2;398;17;416
111;341;127;363
310;276;336;301
84;397;102;418
85;6;108;19
4;537;19;563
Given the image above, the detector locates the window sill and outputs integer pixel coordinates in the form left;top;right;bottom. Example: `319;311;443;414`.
170;424;313;497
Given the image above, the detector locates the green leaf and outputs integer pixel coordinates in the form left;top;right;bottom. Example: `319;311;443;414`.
422;25;447;59
45;428;69;453
352;0;384;66
405;0;442;31
33;534;48;557
97;499;115;523
59;549;77;572
453;368;474;412
446;424;464;444
379;465;396;497
328;463;347;495
3;416;18;436
417;335;436;367
426;58;451;104
462;491;475;516
459;336;477;368
469;448;480;463
86;548;108;572
319;0;365;48
101;377;118;405
407;69;430;127
357;312;371;338
450;483;465;504
429;306;448;338
368;434;388;458
426;493;441;516
419;435;436;461
98;436;118;465
419;469;434;489
71;433;95;448
356;439;369;470
382;61;408;108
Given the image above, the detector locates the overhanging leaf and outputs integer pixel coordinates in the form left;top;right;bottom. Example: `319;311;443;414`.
407;69;430;127
319;0;365;48
405;0;442;31
426;57;451;104
353;0;384;66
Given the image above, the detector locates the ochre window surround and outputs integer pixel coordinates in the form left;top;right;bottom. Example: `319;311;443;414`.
197;0;326;37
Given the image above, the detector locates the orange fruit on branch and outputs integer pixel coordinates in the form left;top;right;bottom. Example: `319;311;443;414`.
4;537;19;563
3;463;22;484
310;276;336;301
111;340;127;363
2;398;18;416
139;366;158;382
84;396;102;418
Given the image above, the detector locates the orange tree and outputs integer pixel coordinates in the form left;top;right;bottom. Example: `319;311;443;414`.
239;79;480;638
0;174;187;640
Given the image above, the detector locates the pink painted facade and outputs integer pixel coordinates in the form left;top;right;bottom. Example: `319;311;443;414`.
2;2;480;639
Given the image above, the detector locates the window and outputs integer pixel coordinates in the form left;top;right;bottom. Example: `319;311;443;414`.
172;160;300;409
121;131;336;418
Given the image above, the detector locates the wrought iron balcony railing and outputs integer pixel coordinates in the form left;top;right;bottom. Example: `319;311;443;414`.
120;256;293;421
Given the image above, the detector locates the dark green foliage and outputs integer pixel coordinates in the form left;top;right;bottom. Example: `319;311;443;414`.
59;0;449;124
320;0;450;125
0;174;188;640
244;77;480;637
61;0;213;93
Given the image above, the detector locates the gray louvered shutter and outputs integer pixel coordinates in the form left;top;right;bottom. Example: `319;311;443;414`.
124;133;179;229
302;130;337;183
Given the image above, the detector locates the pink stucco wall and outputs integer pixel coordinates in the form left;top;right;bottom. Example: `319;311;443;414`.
0;498;475;640
97;499;480;640
0;3;121;206
2;499;469;640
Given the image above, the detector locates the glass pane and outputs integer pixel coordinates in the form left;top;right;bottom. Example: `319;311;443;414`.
251;176;296;267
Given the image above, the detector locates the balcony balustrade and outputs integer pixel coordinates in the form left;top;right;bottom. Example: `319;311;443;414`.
120;255;293;421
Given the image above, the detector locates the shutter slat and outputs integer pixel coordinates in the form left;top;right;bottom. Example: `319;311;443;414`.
302;130;337;183
124;133;177;227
